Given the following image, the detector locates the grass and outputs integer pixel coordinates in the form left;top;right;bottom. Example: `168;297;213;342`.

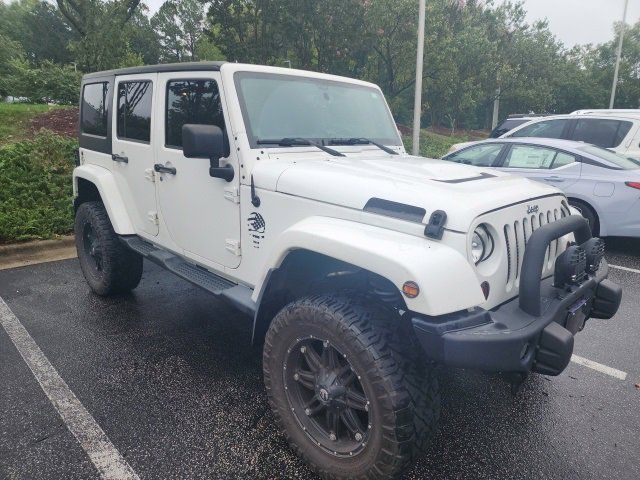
403;128;487;158
0;103;66;146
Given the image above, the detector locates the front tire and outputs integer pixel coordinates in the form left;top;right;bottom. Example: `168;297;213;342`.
569;199;599;236
74;201;143;296
263;295;440;479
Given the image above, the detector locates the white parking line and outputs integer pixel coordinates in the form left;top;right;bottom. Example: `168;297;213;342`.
609;264;640;275
571;354;628;380
0;297;139;480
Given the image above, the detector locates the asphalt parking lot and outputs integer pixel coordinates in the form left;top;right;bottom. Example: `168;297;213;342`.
1;238;639;480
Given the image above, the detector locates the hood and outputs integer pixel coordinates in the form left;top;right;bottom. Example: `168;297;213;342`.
254;153;562;233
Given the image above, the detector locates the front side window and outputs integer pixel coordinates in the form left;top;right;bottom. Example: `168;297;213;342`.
502;145;558;169
509;119;567;139
165;79;225;148
234;72;401;148
571;118;632;148
117;81;153;142
81;82;110;137
445;143;503;166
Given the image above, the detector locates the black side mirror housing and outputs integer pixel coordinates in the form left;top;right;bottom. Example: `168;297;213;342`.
182;124;234;182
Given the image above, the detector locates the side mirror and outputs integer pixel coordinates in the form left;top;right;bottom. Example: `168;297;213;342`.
182;124;234;182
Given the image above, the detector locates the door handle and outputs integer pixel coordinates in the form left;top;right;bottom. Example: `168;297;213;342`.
154;164;177;175
111;153;128;163
543;176;564;182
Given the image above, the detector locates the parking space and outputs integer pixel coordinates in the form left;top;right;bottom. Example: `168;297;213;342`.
1;243;639;480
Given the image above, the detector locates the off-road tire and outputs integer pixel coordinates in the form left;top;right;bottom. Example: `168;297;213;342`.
263;294;440;479
569;199;599;236
74;201;143;296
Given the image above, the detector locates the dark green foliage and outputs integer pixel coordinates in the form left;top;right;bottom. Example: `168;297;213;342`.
0;132;77;242
4;60;81;104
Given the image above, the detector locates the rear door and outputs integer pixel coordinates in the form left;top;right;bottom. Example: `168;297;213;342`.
567;117;633;150
111;74;159;236
496;144;582;189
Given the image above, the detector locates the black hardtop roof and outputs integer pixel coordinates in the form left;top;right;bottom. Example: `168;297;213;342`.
82;61;226;80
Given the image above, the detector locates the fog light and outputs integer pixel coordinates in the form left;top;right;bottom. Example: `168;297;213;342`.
554;245;587;287
402;281;420;298
582;237;605;273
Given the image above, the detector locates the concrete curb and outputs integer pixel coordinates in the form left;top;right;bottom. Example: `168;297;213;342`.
0;236;77;270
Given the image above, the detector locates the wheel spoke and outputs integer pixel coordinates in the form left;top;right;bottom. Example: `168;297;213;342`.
301;344;323;373
345;388;368;411
322;343;339;369
338;366;356;386
295;369;315;390
340;409;364;436
326;409;339;437
304;395;324;416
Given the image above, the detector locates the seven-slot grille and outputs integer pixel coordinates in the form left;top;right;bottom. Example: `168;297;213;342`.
502;203;571;289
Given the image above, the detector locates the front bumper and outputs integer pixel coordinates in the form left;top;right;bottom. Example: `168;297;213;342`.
412;216;622;375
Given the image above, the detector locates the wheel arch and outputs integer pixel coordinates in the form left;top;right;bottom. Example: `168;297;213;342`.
250;216;483;344
567;196;602;235
73;165;135;234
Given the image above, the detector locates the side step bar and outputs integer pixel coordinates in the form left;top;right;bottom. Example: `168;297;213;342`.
120;236;256;316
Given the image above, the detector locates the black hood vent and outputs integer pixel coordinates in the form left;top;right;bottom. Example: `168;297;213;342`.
363;198;426;223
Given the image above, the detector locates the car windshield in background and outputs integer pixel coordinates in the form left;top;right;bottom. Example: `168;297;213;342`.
490;118;529;138
234;72;401;149
577;145;640;169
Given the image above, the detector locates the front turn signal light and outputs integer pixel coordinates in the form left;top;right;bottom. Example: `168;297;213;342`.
402;281;420;298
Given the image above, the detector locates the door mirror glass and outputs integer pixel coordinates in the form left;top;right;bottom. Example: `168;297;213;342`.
182;124;226;160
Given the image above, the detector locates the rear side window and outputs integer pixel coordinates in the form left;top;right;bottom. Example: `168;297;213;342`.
571;118;632;148
445;143;503;166
165;79;226;148
502;145;557;169
509;119;567;139
81;82;110;137
117;81;153;142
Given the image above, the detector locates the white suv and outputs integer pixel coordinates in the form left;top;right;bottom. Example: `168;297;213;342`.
73;62;621;479
502;112;640;159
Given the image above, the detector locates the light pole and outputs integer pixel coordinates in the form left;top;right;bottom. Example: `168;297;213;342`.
610;0;629;109
412;0;426;155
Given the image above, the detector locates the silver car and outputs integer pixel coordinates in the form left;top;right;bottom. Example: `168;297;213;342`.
442;137;640;237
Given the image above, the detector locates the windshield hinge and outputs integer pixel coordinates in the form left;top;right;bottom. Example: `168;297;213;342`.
225;239;241;256
224;186;240;204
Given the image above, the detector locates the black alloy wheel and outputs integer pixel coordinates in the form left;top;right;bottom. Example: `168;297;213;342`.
284;336;370;457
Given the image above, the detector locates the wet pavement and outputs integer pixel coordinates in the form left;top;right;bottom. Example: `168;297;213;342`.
1;240;639;480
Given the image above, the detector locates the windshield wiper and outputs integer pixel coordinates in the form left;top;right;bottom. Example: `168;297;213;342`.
328;137;398;155
257;138;344;157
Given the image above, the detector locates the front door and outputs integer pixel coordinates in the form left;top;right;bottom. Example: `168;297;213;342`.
111;74;159;236
154;72;241;269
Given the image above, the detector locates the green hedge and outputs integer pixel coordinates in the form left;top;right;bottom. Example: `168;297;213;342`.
0;131;77;242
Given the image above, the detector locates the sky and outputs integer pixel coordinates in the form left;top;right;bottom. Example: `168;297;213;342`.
112;0;640;48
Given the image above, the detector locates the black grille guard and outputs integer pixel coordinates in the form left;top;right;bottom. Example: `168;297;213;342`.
519;215;592;317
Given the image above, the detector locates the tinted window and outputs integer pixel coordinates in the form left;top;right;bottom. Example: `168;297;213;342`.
117;81;153;142
491;119;529;138
509;119;566;139
81;82;110;137
502;145;557;169
571;118;632;148
551;151;576;169
577;145;640;169
446;143;503;166
165;79;225;148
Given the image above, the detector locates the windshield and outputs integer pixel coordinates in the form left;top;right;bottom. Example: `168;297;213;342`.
577;145;640;169
234;71;401;148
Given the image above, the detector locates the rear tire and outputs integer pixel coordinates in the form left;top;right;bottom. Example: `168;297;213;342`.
74;201;143;296
568;199;599;236
263;294;440;479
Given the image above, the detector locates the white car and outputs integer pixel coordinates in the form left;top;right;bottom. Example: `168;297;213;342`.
449;111;640;160
72;62;621;479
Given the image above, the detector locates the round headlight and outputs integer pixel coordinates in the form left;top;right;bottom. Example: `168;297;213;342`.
471;225;494;264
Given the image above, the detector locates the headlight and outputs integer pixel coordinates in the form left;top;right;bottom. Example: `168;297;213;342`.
471;224;494;264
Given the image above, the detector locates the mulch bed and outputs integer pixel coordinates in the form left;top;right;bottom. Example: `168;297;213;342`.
29;107;78;138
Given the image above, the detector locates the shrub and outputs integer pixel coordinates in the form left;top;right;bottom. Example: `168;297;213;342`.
0;131;77;242
3;59;81;104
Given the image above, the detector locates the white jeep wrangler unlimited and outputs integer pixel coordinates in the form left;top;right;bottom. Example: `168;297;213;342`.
73;62;622;479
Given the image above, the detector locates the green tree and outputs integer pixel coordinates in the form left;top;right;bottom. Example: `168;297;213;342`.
55;0;143;71
152;0;208;62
